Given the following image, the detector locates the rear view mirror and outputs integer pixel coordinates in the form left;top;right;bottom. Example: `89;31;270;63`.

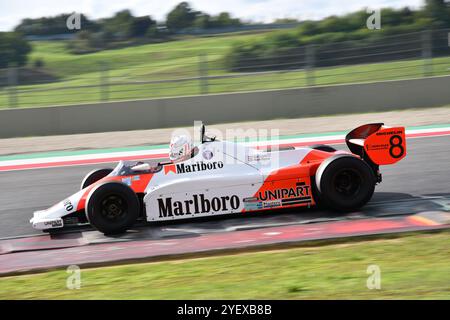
205;132;216;141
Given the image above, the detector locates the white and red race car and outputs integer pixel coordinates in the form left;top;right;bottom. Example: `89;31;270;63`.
30;123;406;234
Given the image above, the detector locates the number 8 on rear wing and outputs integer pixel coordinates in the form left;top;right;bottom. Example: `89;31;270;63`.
346;123;406;165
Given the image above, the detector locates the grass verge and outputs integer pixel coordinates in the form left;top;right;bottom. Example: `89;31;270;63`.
0;230;449;299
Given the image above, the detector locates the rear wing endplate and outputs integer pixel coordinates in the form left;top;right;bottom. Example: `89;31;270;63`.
346;123;406;165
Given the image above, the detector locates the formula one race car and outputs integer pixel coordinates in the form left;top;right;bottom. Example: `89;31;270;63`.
31;123;406;234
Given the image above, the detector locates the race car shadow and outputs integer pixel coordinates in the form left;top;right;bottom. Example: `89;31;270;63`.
366;192;450;216
131;191;450;238
52;192;450;243
371;192;415;202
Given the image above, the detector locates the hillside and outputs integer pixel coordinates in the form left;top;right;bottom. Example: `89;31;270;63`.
1;29;450;108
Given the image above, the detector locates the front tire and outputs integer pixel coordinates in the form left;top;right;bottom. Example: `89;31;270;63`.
315;156;375;211
86;182;139;234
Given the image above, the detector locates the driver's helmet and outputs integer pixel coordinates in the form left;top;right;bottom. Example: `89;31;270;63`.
169;135;193;162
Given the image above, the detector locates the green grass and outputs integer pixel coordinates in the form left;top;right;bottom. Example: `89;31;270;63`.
1;31;450;108
1;231;449;299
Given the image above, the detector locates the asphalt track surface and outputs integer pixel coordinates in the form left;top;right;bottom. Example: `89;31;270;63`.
0;135;449;239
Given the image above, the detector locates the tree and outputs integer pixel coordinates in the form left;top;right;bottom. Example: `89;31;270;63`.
424;0;450;26
274;18;300;24
130;16;156;37
217;12;232;27
193;14;211;29
296;21;320;36
100;10;135;39
345;10;369;30
14;14;97;35
112;10;134;38
318;15;354;33
166;2;198;31
99;11;157;39
208;12;241;28
146;25;160;39
0;32;32;68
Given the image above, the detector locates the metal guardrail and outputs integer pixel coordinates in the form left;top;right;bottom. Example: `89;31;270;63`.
1;29;450;108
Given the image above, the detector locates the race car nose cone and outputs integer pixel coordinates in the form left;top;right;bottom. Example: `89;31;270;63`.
30;210;64;230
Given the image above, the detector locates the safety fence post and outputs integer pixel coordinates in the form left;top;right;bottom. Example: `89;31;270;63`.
305;45;316;87
7;65;18;108
100;62;109;102
422;30;433;77
198;53;209;94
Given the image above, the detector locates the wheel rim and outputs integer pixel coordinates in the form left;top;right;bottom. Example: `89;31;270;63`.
332;168;362;197
100;194;128;221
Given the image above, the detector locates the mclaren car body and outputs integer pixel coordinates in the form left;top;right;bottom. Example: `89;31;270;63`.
30;123;406;234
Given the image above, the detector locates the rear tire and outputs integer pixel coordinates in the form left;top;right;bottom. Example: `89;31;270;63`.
86;182;139;234
81;168;113;190
315;156;375;211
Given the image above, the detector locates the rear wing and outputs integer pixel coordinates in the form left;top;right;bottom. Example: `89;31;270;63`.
346;123;406;165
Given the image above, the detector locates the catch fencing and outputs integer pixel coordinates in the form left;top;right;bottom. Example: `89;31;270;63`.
0;29;449;108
